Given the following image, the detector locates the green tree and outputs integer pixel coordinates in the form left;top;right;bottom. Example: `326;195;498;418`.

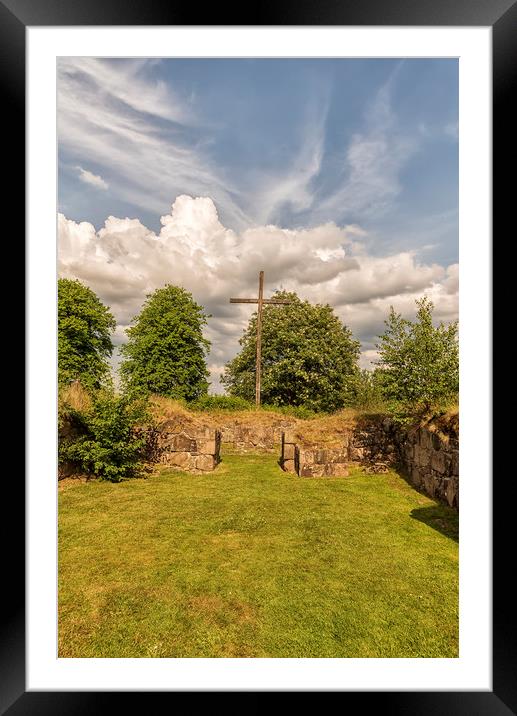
375;296;459;416
58;278;116;390
221;291;360;412
119;284;210;401
348;368;386;411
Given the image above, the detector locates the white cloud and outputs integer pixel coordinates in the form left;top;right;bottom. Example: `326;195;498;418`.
58;195;459;392
77;166;108;190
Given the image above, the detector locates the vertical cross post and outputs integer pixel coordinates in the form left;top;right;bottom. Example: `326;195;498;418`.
229;272;291;408
255;270;264;406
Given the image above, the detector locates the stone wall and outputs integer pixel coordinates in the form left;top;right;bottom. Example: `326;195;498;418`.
281;431;349;476
147;421;221;472
220;419;297;451
396;422;459;509
280;416;459;509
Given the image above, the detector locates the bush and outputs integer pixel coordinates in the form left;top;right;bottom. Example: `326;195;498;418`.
347;369;386;411
190;395;253;412
59;391;151;482
262;404;318;420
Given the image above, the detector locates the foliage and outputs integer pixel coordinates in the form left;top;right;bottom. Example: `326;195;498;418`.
59;391;150;482
221;291;360;413
347;369;386;411
262;404;317;420
190;395;253;412
375;297;459;419
58;278;116;390
119;285;211;401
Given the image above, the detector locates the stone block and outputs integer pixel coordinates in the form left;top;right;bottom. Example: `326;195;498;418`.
168;451;192;468
283;443;295;460
447;476;459;508
430;450;447;474
172;433;198;452
314;449;329;464
195;454;215;471
283;430;296;444
325;463;349;477
326;450;348;464
422;472;436;498
414;444;430;468
299;463;326;477
298;449;315;465
283;459;296;473
410;465;423;488
196;438;216;455
348;446;365;461
451;449;459;476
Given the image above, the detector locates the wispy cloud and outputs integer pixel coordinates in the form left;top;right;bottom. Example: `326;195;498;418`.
77;166;108;190
58;58;252;229
252;96;330;224
315;64;417;221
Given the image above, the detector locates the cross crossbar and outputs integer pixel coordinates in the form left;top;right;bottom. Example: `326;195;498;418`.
229;298;291;304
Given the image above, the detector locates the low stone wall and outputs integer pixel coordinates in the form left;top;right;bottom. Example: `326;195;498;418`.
397;423;459;508
281;431;349;476
148;421;221;472
280;417;459;509
220;419;297;451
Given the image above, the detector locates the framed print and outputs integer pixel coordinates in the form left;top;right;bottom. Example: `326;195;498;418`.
5;0;511;711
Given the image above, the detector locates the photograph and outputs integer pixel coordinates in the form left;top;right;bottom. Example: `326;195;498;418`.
56;56;461;660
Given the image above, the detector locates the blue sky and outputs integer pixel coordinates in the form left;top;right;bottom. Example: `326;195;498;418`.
57;58;458;389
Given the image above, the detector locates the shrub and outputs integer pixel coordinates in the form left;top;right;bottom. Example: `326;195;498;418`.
59;391;151;482
347;369;386;411
262;404;318;420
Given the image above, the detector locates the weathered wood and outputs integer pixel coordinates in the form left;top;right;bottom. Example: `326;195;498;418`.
255;270;264;405
229;271;291;407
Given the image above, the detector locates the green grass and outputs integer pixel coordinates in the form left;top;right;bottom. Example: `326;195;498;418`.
58;451;458;658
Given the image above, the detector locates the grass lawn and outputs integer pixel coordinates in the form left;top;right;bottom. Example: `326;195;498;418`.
58;450;458;658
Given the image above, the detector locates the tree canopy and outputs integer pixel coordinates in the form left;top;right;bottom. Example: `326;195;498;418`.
119;284;211;401
58;278;116;390
375;296;459;416
221;291;360;412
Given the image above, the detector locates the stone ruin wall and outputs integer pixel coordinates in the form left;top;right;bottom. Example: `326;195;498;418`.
59;411;458;508
281;417;459;509
218;419;297;451
147;420;221;472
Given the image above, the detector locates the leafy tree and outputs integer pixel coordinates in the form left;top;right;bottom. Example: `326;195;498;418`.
119;285;210;401
59;390;150;482
221;291;360;412
58;278;116;390
348;368;386;411
375;296;459;416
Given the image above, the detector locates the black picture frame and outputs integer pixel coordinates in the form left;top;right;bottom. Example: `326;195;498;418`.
7;0;510;712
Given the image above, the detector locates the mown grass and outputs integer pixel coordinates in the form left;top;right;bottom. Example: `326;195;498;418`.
58;451;458;658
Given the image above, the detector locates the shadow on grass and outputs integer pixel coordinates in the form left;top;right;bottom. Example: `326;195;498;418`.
410;505;459;542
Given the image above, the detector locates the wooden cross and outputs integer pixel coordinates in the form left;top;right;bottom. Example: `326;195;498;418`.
230;270;291;407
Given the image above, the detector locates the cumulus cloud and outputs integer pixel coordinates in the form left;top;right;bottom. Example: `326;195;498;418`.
58;195;459;392
77;166;108;190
